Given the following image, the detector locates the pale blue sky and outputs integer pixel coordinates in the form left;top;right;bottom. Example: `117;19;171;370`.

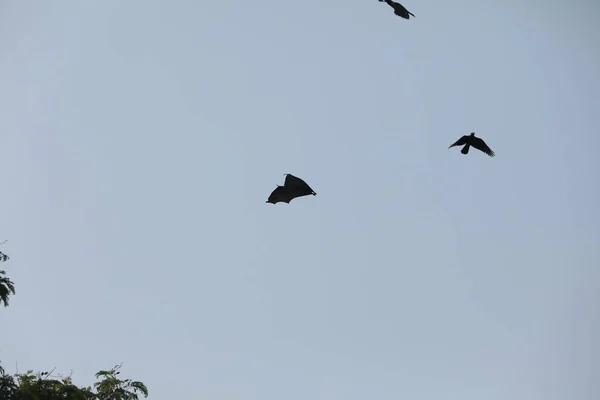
1;1;599;399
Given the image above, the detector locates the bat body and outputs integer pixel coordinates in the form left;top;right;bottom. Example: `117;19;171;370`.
448;132;496;157
378;0;415;20
266;174;317;204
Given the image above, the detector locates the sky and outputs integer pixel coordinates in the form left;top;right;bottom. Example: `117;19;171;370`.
1;0;599;399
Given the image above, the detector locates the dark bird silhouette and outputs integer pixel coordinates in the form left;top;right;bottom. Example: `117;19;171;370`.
448;132;495;157
266;174;317;204
378;0;415;20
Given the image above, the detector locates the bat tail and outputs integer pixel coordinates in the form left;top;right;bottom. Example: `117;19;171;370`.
461;144;470;155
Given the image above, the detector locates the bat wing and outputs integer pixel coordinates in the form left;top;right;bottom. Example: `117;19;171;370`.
396;3;411;14
284;174;317;198
471;137;495;157
283;174;306;189
266;186;292;204
449;135;469;149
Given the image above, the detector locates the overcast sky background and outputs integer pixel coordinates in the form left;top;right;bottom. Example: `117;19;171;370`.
1;1;599;399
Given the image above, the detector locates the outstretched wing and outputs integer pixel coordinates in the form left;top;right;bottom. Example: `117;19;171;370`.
448;135;469;149
283;174;304;188
284;174;315;192
388;1;414;18
266;186;292;204
471;137;495;157
395;3;411;13
283;174;317;200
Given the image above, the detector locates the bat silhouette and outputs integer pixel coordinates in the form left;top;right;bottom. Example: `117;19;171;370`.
449;132;495;157
378;0;415;20
266;174;317;204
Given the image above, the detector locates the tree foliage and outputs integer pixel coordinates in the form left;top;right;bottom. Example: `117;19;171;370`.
0;363;148;400
0;364;18;399
0;269;15;307
0;242;14;307
94;364;149;400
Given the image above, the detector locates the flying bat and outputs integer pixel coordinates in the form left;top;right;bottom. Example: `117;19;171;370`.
266;174;317;204
378;0;415;20
448;132;495;157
